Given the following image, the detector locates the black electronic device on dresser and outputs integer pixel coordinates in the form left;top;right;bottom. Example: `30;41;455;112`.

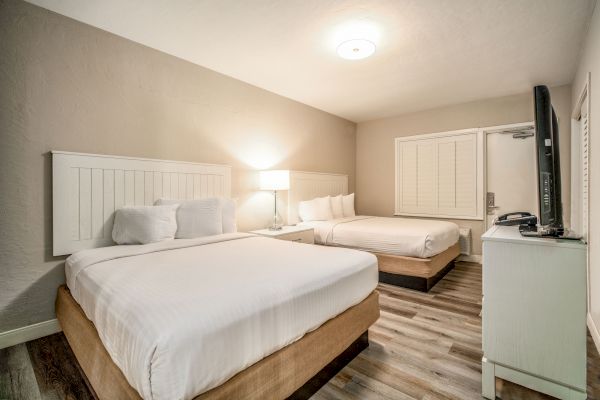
495;212;537;227
517;85;582;239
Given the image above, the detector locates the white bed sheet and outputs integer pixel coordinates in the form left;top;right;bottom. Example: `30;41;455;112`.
299;216;459;258
65;233;377;400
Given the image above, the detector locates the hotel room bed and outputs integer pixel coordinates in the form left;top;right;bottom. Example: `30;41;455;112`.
299;215;459;258
52;153;380;400
59;233;379;400
287;171;461;291
298;215;461;291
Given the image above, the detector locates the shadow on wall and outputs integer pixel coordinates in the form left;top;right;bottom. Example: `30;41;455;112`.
0;152;67;332
0;261;66;331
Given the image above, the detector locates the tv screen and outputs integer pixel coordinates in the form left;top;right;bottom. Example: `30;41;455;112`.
533;85;563;234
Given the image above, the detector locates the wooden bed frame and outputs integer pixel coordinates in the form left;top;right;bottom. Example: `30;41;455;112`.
375;242;461;291
56;286;380;400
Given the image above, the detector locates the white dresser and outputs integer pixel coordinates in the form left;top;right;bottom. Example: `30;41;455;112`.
482;225;587;400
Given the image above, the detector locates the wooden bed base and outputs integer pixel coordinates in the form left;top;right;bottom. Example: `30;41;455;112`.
55;286;379;400
374;242;461;292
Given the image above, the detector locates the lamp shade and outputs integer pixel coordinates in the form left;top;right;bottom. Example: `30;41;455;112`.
259;170;290;191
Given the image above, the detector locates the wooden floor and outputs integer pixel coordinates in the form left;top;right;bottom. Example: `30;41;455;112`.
312;262;600;400
1;262;599;399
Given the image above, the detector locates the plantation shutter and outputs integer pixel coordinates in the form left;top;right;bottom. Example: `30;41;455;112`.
395;131;481;219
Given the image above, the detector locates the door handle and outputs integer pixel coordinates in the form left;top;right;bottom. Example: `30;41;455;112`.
487;206;499;215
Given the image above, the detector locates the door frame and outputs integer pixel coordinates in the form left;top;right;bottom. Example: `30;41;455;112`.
482;121;535;231
571;73;593;342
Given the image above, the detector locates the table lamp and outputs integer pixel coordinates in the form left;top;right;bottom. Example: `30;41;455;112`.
259;170;290;230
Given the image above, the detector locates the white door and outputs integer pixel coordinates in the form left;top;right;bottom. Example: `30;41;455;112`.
485;126;538;229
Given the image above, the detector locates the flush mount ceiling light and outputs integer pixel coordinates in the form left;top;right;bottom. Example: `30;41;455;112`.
336;39;376;60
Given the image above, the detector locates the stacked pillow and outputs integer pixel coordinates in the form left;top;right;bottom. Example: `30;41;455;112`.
112;204;179;245
298;193;355;222
156;198;237;238
111;198;237;245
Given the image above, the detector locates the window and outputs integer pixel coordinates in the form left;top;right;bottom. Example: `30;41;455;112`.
395;129;484;220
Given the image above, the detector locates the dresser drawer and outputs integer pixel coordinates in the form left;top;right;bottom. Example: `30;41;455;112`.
277;229;314;244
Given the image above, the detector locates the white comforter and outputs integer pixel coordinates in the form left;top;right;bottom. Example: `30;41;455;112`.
299;216;459;258
65;233;377;400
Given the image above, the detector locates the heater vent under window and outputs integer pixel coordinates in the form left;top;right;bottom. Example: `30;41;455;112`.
458;228;472;255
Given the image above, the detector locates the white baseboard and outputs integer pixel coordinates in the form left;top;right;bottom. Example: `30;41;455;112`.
588;313;600;355
458;254;482;264
0;319;62;350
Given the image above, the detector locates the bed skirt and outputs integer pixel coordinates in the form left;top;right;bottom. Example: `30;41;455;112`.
375;242;461;291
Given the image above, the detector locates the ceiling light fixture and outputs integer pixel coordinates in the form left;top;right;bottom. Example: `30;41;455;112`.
336;38;376;60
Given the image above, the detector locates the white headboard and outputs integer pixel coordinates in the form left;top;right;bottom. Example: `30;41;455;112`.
287;171;348;225
52;151;231;256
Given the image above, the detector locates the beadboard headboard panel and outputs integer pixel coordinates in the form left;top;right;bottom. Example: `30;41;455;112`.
52;151;231;256
287;171;348;225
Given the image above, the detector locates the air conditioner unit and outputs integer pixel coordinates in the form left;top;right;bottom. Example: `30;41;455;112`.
458;228;472;255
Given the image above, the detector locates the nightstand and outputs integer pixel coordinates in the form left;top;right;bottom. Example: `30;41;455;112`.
250;226;315;244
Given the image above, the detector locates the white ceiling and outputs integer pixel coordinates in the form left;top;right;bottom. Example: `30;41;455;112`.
27;0;596;122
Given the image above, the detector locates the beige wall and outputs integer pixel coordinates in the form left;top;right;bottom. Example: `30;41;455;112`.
356;85;572;255
572;2;600;346
0;0;356;332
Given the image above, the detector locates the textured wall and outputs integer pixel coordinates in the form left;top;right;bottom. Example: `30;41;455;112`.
571;2;599;347
356;85;572;255
0;0;356;332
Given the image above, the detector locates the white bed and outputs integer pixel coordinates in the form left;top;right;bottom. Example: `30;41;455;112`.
287;171;461;291
53;152;380;400
65;233;378;400
299;215;459;258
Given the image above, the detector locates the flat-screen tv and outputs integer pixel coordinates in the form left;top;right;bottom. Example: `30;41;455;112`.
533;85;564;236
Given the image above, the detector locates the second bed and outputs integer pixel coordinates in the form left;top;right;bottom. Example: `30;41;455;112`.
288;171;461;291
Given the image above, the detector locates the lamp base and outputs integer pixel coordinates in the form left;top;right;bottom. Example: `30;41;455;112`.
268;224;283;231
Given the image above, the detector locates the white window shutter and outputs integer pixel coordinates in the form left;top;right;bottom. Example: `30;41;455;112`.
453;134;477;216
416;140;437;213
395;130;481;219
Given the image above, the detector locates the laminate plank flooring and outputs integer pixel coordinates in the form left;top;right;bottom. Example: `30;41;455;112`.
1;262;598;399
0;333;96;400
313;262;600;400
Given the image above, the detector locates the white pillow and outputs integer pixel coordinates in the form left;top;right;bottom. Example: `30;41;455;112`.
330;195;344;219
342;193;356;217
298;196;334;222
112;205;178;245
220;198;237;233
156;198;223;238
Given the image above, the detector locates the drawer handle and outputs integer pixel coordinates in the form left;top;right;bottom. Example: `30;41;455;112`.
292;238;303;242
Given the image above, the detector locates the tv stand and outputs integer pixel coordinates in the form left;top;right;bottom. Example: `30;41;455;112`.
482;225;587;399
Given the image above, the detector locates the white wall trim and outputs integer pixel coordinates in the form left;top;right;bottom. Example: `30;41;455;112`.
0;319;62;350
571;74;591;316
458;254;482;264
588;313;600;355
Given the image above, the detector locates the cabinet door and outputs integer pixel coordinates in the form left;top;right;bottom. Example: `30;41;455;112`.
482;240;587;390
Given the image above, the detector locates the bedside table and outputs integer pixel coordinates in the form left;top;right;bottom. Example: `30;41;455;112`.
250;226;315;244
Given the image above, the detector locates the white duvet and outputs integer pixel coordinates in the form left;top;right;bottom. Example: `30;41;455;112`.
299;216;459;258
65;233;377;400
